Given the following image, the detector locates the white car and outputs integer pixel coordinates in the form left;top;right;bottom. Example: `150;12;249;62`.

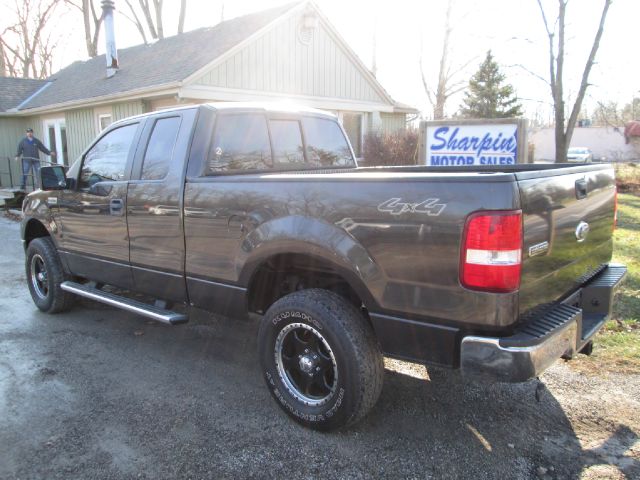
567;147;594;163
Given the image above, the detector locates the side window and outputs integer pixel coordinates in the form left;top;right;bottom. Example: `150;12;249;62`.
302;118;355;167
141;116;181;180
208;114;271;173
80;123;138;189
270;120;304;168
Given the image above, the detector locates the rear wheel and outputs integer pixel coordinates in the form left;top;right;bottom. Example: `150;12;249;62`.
258;289;383;431
26;237;74;313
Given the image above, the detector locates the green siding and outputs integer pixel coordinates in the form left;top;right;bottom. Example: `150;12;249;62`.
193;12;386;103
112;101;145;121
0;116;38;187
380;113;406;133
65;108;95;163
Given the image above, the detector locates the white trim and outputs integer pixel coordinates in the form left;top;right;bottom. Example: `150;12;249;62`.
42;117;66;166
8;84;180;116
97;113;113;133
179;85;394;113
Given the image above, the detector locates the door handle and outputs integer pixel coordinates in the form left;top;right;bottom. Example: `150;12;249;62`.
228;214;246;233
110;198;124;216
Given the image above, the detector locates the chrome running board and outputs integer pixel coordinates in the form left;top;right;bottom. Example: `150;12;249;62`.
60;281;188;325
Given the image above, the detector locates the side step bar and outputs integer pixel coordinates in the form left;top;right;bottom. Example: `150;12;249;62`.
60;281;188;325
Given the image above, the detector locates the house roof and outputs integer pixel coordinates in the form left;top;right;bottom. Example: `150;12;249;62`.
0;77;48;112
625;121;640;138
9;1;417;115
19;2;298;110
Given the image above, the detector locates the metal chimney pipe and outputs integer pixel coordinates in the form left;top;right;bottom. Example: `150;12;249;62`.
102;0;119;78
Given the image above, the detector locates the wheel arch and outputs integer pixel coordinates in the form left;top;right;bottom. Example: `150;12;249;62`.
238;217;384;315
22;218;51;249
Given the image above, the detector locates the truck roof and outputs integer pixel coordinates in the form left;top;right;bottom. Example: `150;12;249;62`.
112;101;335;126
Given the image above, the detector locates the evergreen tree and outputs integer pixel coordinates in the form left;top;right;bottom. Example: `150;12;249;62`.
459;51;523;118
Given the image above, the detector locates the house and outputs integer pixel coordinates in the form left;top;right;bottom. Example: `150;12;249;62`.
530;126;639;162
0;1;416;186
624;121;640;154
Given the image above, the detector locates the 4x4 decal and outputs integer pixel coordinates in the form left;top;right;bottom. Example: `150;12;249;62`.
377;198;446;216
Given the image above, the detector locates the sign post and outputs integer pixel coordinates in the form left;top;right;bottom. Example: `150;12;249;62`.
420;118;529;166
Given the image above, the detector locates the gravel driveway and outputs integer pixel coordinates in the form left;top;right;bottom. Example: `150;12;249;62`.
0;215;638;479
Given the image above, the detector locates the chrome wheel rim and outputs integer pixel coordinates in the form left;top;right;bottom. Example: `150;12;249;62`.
274;322;338;407
30;254;49;299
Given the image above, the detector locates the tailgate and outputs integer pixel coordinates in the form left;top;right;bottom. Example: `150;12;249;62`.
517;165;616;315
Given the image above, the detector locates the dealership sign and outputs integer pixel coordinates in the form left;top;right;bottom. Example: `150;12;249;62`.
425;123;519;166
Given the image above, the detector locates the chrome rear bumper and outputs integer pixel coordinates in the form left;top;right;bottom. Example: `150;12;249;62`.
460;264;626;382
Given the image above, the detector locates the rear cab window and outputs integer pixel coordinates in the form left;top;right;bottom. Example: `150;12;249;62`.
205;111;355;175
208;114;271;173
302;117;355;168
141;116;181;180
270;120;305;168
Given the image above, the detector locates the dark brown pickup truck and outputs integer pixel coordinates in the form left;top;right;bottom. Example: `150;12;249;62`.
21;103;626;430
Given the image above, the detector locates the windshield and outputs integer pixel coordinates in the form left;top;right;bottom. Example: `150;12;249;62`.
568;148;588;154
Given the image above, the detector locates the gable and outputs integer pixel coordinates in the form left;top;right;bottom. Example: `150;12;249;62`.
189;9;389;105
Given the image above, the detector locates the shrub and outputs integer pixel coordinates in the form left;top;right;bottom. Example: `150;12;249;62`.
361;129;419;167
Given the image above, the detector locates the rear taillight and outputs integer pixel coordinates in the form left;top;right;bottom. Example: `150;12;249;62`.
460;210;522;293
613;187;618;230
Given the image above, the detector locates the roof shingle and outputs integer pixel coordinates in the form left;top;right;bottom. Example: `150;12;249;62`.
0;77;48;112
19;2;298;110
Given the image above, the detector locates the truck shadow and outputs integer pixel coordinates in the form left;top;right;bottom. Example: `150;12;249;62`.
26;304;639;479
362;367;639;479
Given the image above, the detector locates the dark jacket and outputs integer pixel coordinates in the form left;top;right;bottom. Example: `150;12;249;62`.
16;137;51;160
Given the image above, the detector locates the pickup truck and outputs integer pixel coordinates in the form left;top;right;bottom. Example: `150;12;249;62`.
22;103;626;431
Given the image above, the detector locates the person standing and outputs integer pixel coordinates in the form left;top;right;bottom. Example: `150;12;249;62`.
15;128;56;190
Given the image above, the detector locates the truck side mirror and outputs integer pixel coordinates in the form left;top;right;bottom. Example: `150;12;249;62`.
41;165;68;190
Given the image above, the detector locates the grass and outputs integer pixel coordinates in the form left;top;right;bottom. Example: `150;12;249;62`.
572;191;640;374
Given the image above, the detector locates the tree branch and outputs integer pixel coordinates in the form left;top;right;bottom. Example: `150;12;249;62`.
507;64;550;85
565;0;612;144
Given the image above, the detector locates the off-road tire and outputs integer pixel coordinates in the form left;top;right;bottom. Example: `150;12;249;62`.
25;237;74;313
258;289;384;431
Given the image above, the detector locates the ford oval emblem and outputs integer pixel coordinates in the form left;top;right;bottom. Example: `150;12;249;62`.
575;221;590;242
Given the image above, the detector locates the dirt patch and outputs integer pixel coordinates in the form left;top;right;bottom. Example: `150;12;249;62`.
2;209;22;222
617;181;640;195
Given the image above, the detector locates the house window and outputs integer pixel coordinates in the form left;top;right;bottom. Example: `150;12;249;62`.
98;113;112;132
342;113;363;158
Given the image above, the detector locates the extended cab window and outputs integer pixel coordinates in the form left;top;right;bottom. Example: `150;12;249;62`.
80;123;137;189
142;116;181;180
270;120;304;168
208;114;271;173
302;117;355;167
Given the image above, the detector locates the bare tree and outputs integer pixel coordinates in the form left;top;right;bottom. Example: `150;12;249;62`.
594;99;640;128
419;0;475;119
0;0;62;78
121;0;189;42
65;0;103;57
123;0;149;44
0;36;11;76
537;0;612;162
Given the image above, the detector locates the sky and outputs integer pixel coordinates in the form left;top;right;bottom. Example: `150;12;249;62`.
7;0;640;121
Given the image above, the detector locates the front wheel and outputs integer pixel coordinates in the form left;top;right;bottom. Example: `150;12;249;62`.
25;237;74;313
258;289;384;431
